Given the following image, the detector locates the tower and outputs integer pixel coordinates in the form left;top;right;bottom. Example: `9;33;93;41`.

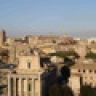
0;30;6;46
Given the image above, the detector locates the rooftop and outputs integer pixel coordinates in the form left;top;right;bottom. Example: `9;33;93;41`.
71;60;96;70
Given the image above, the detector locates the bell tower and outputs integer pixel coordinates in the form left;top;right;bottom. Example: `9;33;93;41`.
0;30;6;46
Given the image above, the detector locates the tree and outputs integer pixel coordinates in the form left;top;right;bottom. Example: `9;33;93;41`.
49;51;79;59
49;65;73;96
60;66;70;83
64;57;75;66
0;85;6;95
49;80;74;96
85;52;96;59
80;85;96;96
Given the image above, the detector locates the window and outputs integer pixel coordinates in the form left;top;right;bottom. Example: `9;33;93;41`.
83;69;85;73
28;62;31;69
28;83;31;91
94;70;96;73
78;69;80;72
89;70;92;73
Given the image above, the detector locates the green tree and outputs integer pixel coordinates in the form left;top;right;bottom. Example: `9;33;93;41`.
49;66;73;96
80;85;96;96
49;84;74;96
49;51;79;58
85;52;96;59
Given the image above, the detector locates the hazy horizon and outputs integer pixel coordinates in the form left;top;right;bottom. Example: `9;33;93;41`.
0;0;96;38
2;30;95;39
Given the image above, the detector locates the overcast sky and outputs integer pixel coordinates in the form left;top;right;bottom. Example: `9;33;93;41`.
0;0;96;38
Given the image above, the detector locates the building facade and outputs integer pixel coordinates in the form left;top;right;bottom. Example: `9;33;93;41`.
69;60;96;96
7;50;56;96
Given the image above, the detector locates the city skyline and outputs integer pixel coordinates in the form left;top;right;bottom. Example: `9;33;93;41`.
0;0;96;37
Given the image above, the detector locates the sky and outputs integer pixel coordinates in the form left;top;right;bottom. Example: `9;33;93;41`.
0;0;96;38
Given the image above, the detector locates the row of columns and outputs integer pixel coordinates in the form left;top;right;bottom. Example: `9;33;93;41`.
8;75;36;96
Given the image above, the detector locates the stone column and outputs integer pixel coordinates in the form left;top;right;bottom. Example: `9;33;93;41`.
26;78;28;96
24;78;28;96
18;78;22;96
38;76;41;96
32;79;34;96
13;77;16;96
8;75;11;96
